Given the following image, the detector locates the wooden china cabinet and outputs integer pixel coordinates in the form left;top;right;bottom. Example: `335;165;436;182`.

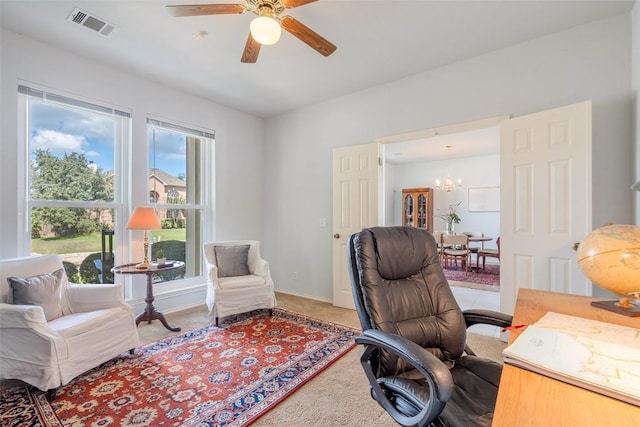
402;188;434;232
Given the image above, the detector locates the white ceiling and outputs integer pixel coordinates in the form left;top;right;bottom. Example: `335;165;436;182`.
1;1;634;162
384;126;500;165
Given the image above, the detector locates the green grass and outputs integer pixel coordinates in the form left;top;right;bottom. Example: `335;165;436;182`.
32;228;186;254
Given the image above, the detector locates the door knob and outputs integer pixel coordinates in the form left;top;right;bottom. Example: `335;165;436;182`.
333;233;340;239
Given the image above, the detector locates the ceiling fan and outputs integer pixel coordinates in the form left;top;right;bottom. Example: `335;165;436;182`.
166;0;336;63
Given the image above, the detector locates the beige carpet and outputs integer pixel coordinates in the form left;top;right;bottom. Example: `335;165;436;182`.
137;292;506;426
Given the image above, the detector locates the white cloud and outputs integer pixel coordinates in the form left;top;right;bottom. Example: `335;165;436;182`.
31;102;115;148
31;130;88;154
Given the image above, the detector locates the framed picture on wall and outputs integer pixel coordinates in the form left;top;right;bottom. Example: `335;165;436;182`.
468;187;500;212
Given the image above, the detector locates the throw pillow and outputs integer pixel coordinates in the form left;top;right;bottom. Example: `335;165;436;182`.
8;268;65;321
214;245;250;277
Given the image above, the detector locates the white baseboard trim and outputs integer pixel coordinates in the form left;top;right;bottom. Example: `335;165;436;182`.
127;283;207;315
126;286;334;318
274;289;332;304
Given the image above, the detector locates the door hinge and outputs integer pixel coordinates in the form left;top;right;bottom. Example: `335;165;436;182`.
378;157;382;166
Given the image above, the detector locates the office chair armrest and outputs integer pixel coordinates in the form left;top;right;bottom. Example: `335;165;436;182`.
463;309;512;329
356;329;453;427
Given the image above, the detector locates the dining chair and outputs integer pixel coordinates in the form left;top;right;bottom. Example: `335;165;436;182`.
477;237;500;270
463;231;484;266
441;234;471;273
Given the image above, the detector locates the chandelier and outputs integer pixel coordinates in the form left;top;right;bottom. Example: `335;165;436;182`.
435;145;462;192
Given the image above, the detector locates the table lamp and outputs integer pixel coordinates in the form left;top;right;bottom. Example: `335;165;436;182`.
126;207;161;269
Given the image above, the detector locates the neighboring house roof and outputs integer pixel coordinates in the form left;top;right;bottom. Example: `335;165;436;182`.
149;168;186;188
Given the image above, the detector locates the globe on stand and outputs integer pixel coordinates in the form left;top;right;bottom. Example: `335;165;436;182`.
576;224;640;317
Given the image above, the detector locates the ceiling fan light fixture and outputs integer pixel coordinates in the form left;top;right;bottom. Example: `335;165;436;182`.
250;16;281;45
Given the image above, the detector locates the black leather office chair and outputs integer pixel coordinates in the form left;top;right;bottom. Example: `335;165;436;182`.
348;226;512;427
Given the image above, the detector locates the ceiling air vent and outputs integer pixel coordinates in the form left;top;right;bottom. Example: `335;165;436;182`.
67;7;119;38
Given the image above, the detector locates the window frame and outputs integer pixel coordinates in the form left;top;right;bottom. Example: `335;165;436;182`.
141;116;215;295
18;83;130;270
17;84;215;300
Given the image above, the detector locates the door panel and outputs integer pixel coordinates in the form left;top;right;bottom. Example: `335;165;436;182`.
332;142;381;309
501;101;592;314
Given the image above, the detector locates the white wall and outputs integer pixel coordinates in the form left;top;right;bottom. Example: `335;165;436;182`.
387;155;501;250
633;2;640;225
264;14;634;302
384;162;396;225
0;29;266;311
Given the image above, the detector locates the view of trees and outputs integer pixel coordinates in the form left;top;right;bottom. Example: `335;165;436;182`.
31;149;114;237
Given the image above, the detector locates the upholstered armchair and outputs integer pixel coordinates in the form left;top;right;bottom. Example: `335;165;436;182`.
0;255;139;396
348;227;512;427
204;240;276;326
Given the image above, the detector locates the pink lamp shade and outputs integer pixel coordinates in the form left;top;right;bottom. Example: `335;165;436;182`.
126;207;161;230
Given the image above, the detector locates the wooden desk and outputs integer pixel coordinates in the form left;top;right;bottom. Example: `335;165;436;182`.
493;289;640;426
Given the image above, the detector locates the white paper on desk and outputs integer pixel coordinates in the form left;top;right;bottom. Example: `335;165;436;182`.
502;312;640;407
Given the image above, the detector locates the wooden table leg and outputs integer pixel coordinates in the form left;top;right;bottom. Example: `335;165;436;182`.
135;272;181;332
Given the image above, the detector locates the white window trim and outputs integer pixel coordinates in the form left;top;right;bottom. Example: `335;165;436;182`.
139;116;215;294
18;83;131;267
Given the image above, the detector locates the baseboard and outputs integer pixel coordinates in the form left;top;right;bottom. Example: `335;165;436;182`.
126;286;333;317
127;283;207;315
275;289;332;304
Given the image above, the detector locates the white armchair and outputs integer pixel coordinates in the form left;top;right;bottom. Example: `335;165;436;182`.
0;255;139;395
204;240;276;326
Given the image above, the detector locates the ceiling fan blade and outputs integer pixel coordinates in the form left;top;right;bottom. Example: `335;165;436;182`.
166;4;245;17
241;33;261;63
280;16;336;57
281;0;317;8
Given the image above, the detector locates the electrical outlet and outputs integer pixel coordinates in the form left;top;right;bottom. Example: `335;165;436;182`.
319;218;327;227
292;271;299;280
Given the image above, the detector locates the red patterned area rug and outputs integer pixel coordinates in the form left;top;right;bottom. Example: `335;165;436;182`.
0;308;358;427
444;263;500;291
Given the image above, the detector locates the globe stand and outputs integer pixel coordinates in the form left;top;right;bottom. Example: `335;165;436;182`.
590;298;640;317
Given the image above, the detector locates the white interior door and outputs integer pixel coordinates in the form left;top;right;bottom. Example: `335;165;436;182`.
500;101;592;315
332;142;382;309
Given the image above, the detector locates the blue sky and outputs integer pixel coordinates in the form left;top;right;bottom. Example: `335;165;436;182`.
30;101;186;178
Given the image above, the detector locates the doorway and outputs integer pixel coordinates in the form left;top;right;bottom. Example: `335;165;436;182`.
372;102;593;315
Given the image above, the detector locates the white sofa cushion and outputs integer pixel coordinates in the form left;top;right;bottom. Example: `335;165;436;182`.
48;308;116;337
219;274;266;290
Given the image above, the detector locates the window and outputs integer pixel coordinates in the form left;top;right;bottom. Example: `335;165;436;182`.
18;85;214;295
147;118;214;284
19;85;129;284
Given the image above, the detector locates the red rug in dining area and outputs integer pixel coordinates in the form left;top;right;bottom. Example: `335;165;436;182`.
0;308;358;427
444;263;500;289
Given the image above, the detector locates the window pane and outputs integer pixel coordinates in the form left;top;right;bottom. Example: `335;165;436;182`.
148;127;187;204
24;92;125;286
31;206;116;284
148;124;206;283
151;211;201;283
29;100;116;202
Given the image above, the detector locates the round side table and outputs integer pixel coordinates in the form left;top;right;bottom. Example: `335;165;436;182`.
112;261;184;332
